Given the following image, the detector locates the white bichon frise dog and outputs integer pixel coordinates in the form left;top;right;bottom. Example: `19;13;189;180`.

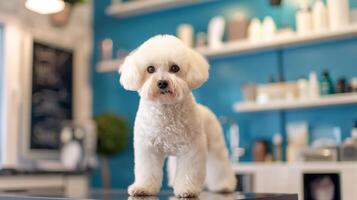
119;35;236;198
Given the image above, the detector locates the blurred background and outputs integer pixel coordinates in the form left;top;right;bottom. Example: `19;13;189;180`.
1;0;357;199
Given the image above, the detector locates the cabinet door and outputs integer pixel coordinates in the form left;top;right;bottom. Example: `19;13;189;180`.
341;168;357;200
254;167;300;194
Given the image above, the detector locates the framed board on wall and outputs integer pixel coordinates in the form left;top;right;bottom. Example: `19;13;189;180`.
30;41;73;150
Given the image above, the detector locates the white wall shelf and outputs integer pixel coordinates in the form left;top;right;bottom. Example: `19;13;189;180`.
95;25;357;73
107;0;208;18
96;58;124;73
197;24;357;58
234;93;357;113
233;162;357;173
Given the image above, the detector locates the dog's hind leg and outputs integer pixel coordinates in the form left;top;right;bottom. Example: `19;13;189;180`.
200;106;237;193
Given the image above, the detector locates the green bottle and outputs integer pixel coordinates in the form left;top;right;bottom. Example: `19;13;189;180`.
320;70;334;95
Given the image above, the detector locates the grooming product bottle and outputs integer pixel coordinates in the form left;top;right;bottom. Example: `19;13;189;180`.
336;78;347;93
320;70;334;95
262;16;277;41
340;121;357;161
312;0;329;32
298;78;309;99
296;4;313;35
287;122;309;162
195;32;207;48
208;16;226;49
248;18;263;42
327;0;350;30
229;122;241;162
177;24;194;47
273;133;283;162
309;72;320;98
227;12;249;41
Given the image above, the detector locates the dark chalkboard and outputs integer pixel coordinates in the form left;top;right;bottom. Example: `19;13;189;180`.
30;42;73;150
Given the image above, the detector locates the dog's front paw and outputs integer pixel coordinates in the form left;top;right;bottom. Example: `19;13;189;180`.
174;185;200;198
175;191;198;198
128;196;158;200
128;183;158;196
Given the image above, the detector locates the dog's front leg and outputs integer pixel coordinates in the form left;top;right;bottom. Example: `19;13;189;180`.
128;143;165;196
173;140;207;198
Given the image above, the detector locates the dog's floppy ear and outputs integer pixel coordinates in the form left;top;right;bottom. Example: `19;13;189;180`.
118;51;142;91
186;48;210;89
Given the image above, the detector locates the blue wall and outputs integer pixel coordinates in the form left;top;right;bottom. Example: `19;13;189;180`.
91;0;357;188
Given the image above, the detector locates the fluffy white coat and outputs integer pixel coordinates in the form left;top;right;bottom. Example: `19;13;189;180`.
119;35;236;198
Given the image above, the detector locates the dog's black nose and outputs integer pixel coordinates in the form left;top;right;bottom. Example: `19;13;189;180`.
157;80;168;90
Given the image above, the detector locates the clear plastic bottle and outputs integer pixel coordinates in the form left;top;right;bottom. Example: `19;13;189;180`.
273;133;283;162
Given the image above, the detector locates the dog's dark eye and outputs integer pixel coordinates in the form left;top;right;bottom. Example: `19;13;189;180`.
147;66;155;74
170;64;180;73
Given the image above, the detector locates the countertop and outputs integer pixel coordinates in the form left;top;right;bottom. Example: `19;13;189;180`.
0;190;298;200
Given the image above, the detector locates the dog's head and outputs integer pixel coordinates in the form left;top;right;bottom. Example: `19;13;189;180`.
119;35;209;104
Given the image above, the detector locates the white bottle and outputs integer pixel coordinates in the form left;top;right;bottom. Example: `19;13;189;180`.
248;18;262;42
208;16;226;49
177;24;194;47
327;0;350;30
262;16;277;41
308;72;320;98
298;78;309;99
296;6;313;35
313;0;329;32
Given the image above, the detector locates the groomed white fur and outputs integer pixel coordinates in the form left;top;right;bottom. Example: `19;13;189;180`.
119;35;236;198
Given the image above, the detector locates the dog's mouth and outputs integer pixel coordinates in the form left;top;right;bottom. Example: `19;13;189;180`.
160;89;173;95
149;89;175;100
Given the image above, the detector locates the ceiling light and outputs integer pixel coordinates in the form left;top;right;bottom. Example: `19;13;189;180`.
25;0;65;15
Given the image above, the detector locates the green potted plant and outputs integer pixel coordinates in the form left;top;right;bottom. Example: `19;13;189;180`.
95;113;129;190
50;0;87;27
